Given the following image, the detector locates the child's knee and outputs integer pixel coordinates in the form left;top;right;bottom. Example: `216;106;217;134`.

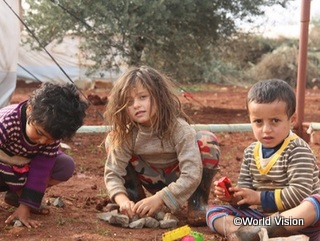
304;194;320;224
196;130;220;168
206;206;228;232
51;154;75;181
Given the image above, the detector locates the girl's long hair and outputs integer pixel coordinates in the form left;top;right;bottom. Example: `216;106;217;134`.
104;65;190;148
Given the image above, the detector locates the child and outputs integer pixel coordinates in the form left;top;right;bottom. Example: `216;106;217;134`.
206;79;320;241
0;82;88;228
104;66;220;226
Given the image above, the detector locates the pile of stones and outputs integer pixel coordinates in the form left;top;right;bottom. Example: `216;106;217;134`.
97;204;179;229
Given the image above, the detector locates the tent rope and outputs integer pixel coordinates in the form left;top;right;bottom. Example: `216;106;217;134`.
3;0;104;120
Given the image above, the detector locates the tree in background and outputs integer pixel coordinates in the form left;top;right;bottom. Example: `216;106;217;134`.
23;0;291;83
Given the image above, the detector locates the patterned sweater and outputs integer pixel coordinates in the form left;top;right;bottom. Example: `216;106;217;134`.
0;100;60;208
238;133;320;213
104;118;202;212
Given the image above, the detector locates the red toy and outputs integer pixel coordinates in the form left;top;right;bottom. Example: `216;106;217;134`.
217;176;233;198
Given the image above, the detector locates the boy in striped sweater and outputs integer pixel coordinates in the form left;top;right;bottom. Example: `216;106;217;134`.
206;79;320;241
0;82;87;228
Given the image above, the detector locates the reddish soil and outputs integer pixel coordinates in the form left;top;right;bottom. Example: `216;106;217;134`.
0;81;319;241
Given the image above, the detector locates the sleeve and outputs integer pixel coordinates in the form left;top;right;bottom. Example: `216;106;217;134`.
0;115;9;148
104;136;133;202
260;190;278;212
156;124;202;212
19;153;56;209
237;143;256;189
278;141;318;210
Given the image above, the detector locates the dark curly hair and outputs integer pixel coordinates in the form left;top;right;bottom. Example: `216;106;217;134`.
27;82;88;140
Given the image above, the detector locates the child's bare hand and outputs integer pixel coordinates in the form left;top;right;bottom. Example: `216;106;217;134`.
213;181;232;202
119;200;135;218
133;195;163;217
5;204;41;228
231;186;261;206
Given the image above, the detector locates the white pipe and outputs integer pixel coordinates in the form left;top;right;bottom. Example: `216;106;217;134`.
77;123;252;133
77;122;320;134
77;125;111;133
307;122;320;134
309;123;320;131
191;124;252;132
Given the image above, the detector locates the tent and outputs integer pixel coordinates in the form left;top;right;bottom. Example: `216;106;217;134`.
0;0;21;108
0;1;121;107
18;35;95;86
17;34;123;89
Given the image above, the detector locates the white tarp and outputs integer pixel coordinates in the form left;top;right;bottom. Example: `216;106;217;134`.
1;2;122;95
17;34;123;88
17;35;95;85
0;0;21;108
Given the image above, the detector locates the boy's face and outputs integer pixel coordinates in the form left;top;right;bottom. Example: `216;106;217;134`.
248;100;295;148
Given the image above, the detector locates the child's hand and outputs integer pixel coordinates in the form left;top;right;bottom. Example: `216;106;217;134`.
133;195;164;217
119;200;135;218
213;180;233;202
231;186;261;206
114;193;135;218
5;203;41;228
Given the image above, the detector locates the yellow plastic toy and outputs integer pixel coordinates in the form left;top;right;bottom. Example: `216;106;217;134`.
162;225;192;241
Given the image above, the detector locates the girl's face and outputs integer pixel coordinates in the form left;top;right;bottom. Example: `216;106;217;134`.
248;100;295;148
26;121;56;145
25;105;56;145
126;83;156;126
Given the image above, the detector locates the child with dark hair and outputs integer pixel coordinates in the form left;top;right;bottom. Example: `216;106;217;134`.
104;66;220;226
0;82;88;228
206;79;320;241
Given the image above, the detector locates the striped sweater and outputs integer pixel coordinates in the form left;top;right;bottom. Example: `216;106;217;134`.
0;100;60;208
238;133;320;213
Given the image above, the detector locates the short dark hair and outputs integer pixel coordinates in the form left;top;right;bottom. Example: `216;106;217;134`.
246;79;296;117
28;82;88;140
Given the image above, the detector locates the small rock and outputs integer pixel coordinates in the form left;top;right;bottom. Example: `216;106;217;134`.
109;213;130;227
159;219;178;229
144;217;160;228
13;220;23;227
97;210;118;222
130;214;140;223
129;218;145;229
154;210;165;220
97;211;129;227
53;197;64;208
163;213;179;222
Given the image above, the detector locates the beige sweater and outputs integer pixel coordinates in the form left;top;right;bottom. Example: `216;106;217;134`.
104;118;202;212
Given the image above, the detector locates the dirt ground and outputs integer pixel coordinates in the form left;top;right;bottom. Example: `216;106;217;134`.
0;80;319;241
